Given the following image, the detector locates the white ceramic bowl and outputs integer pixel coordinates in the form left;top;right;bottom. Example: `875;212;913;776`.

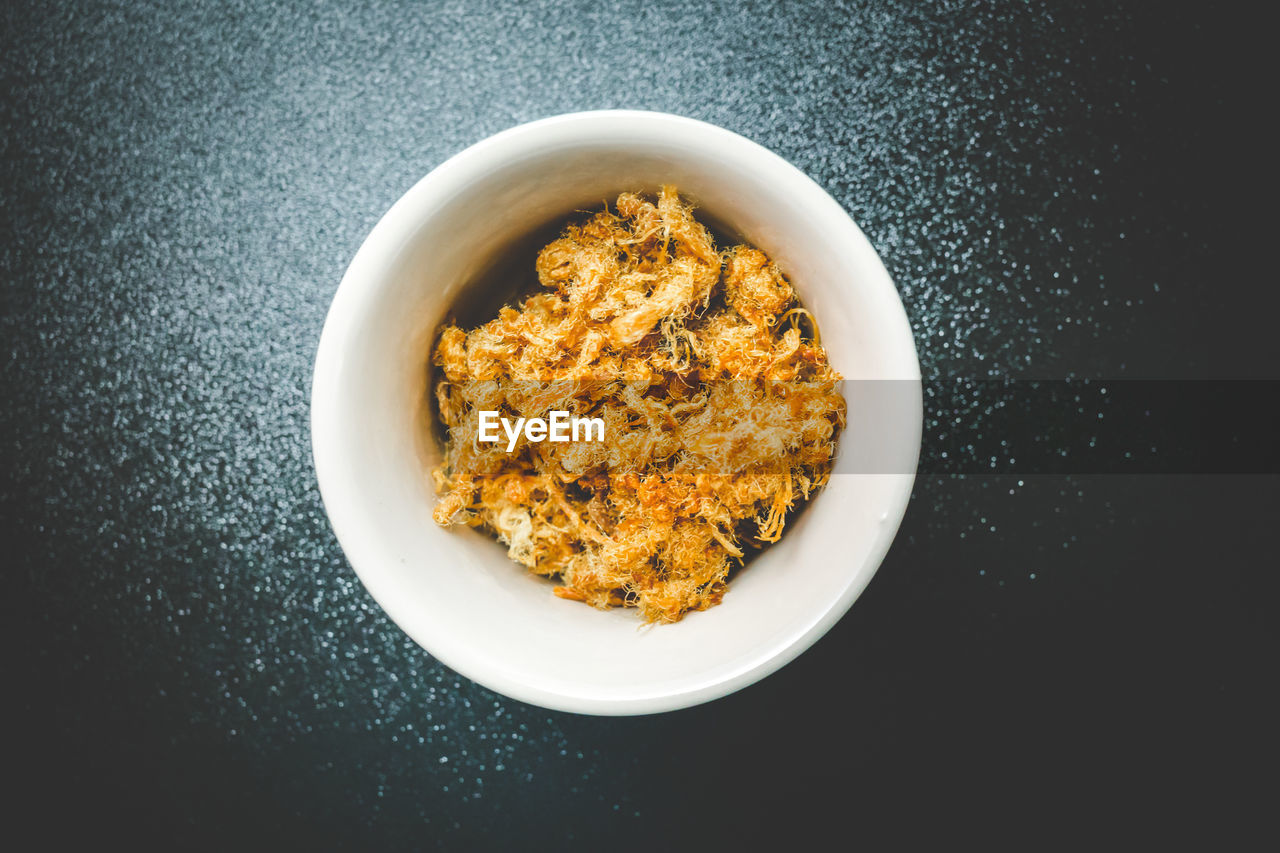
311;111;921;715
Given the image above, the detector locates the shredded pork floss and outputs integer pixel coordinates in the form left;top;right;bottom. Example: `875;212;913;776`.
430;186;846;623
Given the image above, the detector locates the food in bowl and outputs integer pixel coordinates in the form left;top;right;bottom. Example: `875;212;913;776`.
313;111;922;712
429;186;846;622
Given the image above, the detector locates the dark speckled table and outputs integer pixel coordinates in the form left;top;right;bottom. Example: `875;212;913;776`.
4;0;1276;848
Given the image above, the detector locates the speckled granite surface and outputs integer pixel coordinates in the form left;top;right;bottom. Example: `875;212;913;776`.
3;0;1275;847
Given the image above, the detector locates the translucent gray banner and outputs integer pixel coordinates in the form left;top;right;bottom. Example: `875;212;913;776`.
430;379;1280;475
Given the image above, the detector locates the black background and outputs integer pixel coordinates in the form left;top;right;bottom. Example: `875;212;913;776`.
3;1;1275;848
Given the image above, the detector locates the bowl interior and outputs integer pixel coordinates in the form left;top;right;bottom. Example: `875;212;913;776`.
312;114;920;714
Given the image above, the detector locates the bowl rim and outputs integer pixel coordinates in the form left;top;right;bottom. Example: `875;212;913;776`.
311;109;921;715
